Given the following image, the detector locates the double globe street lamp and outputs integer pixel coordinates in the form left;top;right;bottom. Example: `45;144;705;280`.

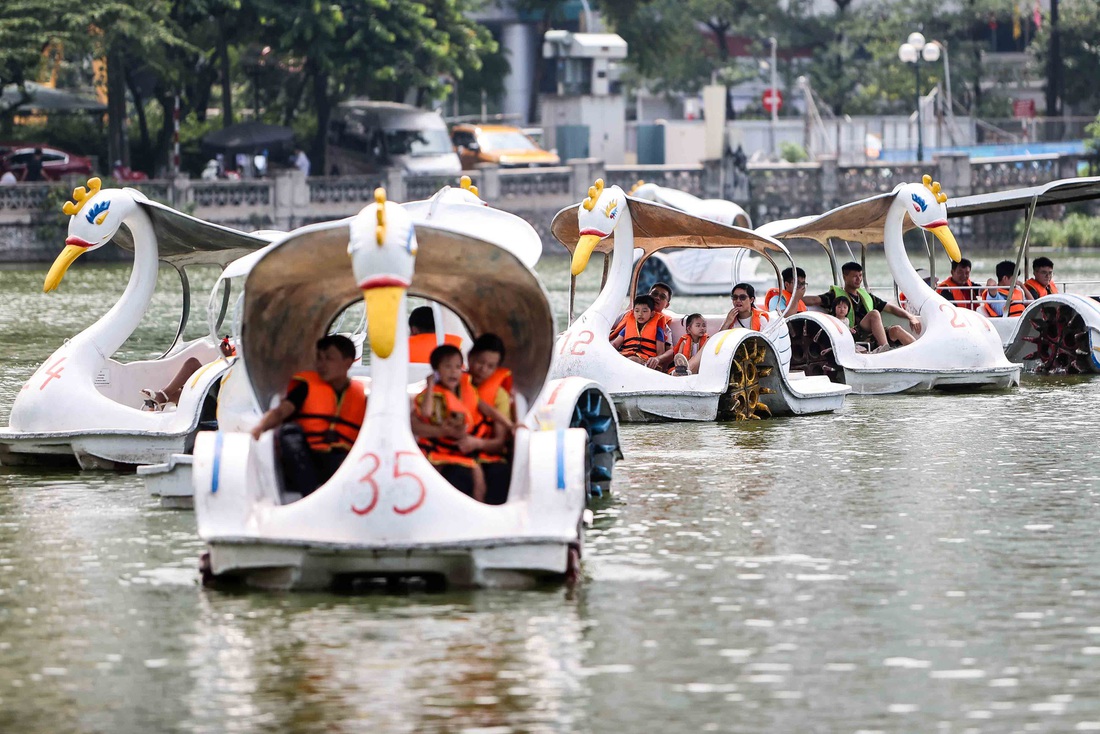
898;32;941;163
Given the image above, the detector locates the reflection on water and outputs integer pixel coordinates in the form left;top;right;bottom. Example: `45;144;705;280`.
3;257;1100;731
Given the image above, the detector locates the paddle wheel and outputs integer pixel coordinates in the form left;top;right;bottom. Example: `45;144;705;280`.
570;388;618;498
718;338;776;420
1021;304;1092;375
788;318;845;383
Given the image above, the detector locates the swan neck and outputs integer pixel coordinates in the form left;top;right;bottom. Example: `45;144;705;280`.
885;203;932;311
591;208;637;323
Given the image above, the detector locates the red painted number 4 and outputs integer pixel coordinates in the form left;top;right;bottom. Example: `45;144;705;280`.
352;451;426;516
559;330;594;356
939;303;991;331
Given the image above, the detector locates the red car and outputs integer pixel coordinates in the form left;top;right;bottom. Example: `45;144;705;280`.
2;146;94;181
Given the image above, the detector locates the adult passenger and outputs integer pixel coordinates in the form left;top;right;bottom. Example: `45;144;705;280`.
802;262;919;352
718;283;772;332
408;305;462;364
936;258;978;309
980;261;1027;317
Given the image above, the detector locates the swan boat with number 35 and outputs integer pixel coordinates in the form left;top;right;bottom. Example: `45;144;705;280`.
0;179;273;469
768;176;1021;394
548;179;850;422
192;189;621;591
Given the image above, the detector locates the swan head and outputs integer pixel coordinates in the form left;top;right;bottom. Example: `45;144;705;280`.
900;175;960;263
349;188;417;359
572;178;624;276
45;179;138;292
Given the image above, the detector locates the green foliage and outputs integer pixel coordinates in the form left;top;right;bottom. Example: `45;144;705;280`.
1086;112;1100;155
1020;213;1100;250
779;141;808;163
1029;0;1100;114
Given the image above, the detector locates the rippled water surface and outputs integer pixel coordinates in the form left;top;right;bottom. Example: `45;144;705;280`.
3;253;1100;733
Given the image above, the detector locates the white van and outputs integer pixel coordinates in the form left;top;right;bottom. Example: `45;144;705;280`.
326;100;461;177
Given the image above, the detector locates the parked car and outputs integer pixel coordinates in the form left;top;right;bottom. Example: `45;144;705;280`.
450;124;561;169
326;100;461;177
2;146;94;181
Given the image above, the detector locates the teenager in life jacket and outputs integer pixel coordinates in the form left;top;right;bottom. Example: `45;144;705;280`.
934;258;978;310
610;293;668;368
250;334;366;497
802;262;919;353
407;305;462;364
764;267;808;314
461;333;516;505
979;260;1028;317
1024;256;1058;299
411;344;508;503
670;312;708;376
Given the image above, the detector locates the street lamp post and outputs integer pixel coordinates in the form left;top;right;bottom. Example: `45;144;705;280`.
898;32;940;163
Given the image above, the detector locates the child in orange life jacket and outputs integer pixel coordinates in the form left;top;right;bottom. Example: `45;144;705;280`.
610;294;668;368
670;313;708;376
463;333;516;505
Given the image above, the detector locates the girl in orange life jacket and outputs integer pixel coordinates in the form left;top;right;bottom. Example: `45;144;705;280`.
610;293;668;368
669;313;708;375
718;283;771;333
411;345;501;503
462;333;516;505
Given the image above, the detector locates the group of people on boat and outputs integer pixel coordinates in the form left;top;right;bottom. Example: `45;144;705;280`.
247;306;516;505
933;256;1058;316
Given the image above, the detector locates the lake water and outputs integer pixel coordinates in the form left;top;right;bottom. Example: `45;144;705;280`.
3;250;1100;733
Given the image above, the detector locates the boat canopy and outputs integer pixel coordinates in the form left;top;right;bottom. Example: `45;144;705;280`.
763;190;918;246
947;176;1100;218
242;221;555;409
551;196;788;257
110;195;276;268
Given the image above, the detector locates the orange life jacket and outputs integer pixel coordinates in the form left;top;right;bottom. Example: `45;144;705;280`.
1024;278;1058;299
619;312;661;360
414;382;478;468
463;368;515;421
609;310;671;341
936;278;978;310
460;370;512;463
292;371;367;452
764;287;806;313
667;333;708;374
731;308;770;331
408;332;463;363
979;286;1027;317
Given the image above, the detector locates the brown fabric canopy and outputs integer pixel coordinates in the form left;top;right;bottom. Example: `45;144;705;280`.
242;221;555;408
947;176;1100;219
764;191;918;246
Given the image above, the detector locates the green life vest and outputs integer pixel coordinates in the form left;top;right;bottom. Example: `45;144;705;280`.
830;285;874;328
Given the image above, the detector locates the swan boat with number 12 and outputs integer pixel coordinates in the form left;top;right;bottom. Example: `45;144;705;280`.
549;179;850;422
192;190;621;590
768;176;1020;394
0;179;273;469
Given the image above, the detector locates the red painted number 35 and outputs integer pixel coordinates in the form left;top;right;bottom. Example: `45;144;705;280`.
352;451;426;516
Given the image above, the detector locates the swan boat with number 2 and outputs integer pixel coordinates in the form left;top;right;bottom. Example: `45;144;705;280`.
192;190;620;590
770;176;1020;394
549;179;850;422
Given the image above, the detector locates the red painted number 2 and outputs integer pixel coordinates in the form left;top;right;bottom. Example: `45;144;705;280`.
351;451;426;516
559;330;594;356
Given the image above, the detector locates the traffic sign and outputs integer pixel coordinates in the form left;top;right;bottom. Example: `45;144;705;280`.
762;88;783;113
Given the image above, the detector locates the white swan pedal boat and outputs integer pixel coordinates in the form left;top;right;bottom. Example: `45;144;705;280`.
193;190;621;591
549;179;850;422
0;179;274;469
766;176;1021;394
947;176;1100;374
627;181;767;295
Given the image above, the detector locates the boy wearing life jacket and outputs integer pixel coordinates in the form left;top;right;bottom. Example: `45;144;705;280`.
802;262;919;353
609;282;676;368
670;313;708;376
1024;256;1058;299
935;258;978;309
764;267;807;314
412;345;506;503
407;305;462;364
980;260;1028;317
462;333;516;505
610;294;668;367
250;334;366;497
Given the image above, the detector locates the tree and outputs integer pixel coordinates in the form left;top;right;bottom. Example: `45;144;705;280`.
1030;0;1100;116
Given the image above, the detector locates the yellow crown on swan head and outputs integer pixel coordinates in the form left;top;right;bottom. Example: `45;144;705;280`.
582;178;605;211
62;177;102;216
922;174;948;204
628;179;646;195
374;188;387;246
460;175;479;198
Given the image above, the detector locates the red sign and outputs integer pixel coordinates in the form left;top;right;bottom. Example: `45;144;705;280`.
1012;99;1036;118
762;88;783;113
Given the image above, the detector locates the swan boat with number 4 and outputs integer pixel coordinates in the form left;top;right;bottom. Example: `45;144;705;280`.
946;176;1100;375
765;176;1021;394
193;190;621;590
549;179;850;422
0;179;273;469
